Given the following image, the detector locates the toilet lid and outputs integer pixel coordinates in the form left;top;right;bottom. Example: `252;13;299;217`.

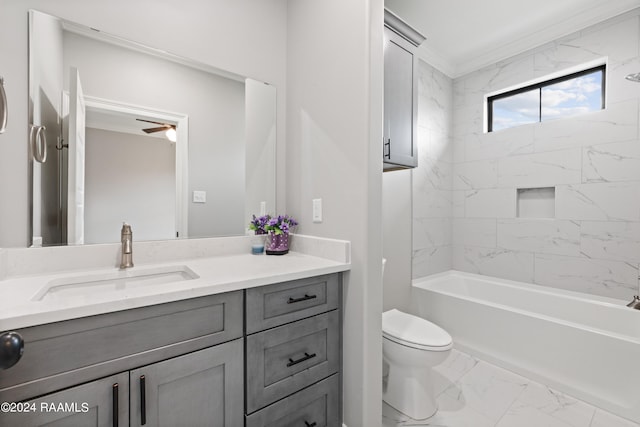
382;309;452;350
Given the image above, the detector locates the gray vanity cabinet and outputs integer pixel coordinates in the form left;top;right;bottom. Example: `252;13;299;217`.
383;10;425;171
0;372;129;427
0;291;244;427
130;340;243;427
245;375;340;427
245;274;342;427
0;273;343;427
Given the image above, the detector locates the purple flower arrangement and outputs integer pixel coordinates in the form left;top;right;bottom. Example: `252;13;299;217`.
249;214;298;235
249;214;270;235
265;214;298;235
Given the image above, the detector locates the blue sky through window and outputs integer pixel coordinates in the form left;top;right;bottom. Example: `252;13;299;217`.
490;69;603;132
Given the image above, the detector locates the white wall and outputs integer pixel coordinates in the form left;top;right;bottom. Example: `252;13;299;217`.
452;9;640;300
0;0;287;247
286;1;384;425
382;169;412;312
245;79;277;222
84;128;175;243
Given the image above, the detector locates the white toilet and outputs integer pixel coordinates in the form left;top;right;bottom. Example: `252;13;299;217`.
382;309;453;420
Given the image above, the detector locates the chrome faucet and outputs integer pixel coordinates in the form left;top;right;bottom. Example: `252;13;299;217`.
627;295;640;310
120;223;134;269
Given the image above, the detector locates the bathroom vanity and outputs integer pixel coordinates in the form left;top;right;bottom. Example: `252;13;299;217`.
0;237;349;427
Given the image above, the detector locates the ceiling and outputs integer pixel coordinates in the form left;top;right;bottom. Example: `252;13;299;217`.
384;0;640;78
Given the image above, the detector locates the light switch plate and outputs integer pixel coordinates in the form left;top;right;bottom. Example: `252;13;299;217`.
193;190;206;203
312;198;322;223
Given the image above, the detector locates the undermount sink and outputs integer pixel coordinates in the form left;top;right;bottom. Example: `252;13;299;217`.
32;265;199;301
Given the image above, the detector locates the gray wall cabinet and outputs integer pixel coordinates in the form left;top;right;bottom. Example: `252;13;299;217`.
0;273;343;427
383;9;425;171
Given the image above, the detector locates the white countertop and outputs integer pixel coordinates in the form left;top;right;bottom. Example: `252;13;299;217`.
0;236;350;330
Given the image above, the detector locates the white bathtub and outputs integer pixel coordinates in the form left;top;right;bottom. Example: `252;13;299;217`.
412;270;640;423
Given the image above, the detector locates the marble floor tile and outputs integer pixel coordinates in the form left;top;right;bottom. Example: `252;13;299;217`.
516;382;595;427
443;361;529;422
381;349;640;427
496;400;576;427
590;410;640;427
426;393;495;427
431;349;479;395
382;395;494;427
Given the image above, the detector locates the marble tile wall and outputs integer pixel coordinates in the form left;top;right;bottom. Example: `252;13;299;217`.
412;60;454;278
449;9;640;300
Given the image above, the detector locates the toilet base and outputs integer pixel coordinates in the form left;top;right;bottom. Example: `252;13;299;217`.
383;363;437;420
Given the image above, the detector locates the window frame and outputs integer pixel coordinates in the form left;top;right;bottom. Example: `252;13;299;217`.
487;64;606;132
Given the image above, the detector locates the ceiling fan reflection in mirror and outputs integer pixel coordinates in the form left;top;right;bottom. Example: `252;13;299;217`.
136;118;177;142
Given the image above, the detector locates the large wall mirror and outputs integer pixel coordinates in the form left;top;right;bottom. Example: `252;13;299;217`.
29;10;276;247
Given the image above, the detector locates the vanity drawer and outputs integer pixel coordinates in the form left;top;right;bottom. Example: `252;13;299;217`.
246;310;340;413
0;290;243;402
246;374;340;427
246;273;340;334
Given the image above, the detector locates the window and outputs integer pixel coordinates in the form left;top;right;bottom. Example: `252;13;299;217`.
488;65;605;132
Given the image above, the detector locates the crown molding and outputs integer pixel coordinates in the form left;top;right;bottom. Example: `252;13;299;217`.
411;2;640;80
414;44;455;78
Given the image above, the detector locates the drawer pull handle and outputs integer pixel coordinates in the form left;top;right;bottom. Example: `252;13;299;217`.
288;294;317;304
140;375;147;425
112;383;119;427
287;352;317;367
305;422;317;427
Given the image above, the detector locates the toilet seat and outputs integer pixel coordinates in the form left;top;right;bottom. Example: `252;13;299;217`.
382;309;452;352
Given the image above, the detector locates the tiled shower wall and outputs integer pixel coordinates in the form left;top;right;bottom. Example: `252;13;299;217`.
411;60;454;278
450;9;640;299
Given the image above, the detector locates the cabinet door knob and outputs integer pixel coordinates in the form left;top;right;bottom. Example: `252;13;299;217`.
0;331;24;370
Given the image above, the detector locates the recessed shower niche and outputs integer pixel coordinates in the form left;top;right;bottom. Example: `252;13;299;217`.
516;187;555;218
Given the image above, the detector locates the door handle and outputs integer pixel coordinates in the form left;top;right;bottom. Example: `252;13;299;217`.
30;125;47;163
0;77;7;134
0;332;24;370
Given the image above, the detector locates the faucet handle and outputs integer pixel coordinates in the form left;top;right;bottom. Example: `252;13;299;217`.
627;295;640;308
